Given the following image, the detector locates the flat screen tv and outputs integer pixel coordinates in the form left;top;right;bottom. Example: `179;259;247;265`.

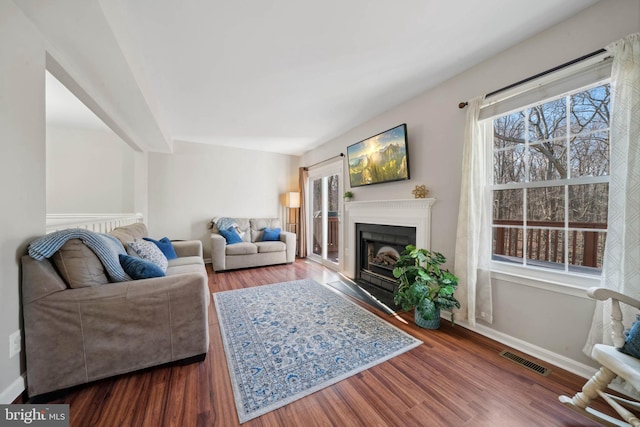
347;123;410;188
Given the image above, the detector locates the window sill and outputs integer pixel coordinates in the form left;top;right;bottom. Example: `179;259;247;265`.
490;261;603;299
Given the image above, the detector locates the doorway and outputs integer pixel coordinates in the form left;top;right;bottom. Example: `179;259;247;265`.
307;162;342;270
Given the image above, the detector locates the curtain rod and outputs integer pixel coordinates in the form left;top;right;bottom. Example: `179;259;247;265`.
458;48;608;109
303;153;344;170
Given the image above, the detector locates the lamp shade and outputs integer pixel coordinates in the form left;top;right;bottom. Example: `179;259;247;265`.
285;192;300;208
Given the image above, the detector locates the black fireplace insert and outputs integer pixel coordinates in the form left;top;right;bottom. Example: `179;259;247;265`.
355;223;417;300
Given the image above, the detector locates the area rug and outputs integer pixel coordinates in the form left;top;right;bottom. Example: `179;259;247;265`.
214;279;422;423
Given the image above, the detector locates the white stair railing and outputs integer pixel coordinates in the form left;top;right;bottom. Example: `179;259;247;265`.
46;213;144;234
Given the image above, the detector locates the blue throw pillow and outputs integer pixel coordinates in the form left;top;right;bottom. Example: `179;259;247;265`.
143;237;177;260
119;254;166;279
262;227;281;241
219;227;243;244
620;315;640;358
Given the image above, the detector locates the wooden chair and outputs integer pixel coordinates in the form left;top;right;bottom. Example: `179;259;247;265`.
560;287;640;426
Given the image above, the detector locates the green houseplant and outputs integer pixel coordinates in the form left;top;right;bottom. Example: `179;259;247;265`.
392;245;461;328
343;191;354;202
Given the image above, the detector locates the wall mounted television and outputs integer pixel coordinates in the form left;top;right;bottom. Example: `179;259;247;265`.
347;123;410;188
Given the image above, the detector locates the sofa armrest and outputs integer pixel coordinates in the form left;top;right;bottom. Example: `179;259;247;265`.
172;240;203;258
280;231;296;263
210;233;226;271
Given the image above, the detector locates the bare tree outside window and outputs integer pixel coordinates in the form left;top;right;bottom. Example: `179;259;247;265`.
491;83;610;274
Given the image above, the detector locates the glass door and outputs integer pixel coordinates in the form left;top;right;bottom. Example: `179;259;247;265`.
308;163;342;269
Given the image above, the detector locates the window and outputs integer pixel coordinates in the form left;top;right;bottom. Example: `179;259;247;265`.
488;82;610;275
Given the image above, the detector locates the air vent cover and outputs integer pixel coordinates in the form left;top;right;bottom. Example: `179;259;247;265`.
499;350;551;376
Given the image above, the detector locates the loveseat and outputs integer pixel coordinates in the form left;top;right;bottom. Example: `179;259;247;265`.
21;223;210;398
210;217;296;272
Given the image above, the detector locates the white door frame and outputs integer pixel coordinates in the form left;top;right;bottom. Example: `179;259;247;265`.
306;160;343;271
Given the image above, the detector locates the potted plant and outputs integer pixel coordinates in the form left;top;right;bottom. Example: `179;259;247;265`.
392;245;461;329
343;191;353;202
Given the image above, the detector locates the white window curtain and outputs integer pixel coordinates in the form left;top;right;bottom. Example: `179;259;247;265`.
584;33;640;353
454;96;493;327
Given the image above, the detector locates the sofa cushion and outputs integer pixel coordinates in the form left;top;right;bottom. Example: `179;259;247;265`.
225;242;258;255
51;239;109;288
235;218;252;242
109;223;149;246
143;237;177;260
168;256;204;267
166;262;206;276
119;254;166;279
255;241;286;254
250;218;281;242
127;239;168;272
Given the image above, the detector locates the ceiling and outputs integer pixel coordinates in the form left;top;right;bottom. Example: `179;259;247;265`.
26;0;600;155
46;71;110;132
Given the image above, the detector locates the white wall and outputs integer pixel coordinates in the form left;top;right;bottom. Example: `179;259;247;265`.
301;0;640;372
147;140;299;259
46;125;135;213
0;0;45;403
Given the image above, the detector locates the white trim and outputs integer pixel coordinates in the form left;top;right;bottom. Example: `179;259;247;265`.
490;264;602;298
485;79;610;285
0;374;26;404
306;161;344;272
344;198;435;277
453;317;597;379
492;174;610;191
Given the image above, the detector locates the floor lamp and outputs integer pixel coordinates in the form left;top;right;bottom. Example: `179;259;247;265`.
284;192;300;234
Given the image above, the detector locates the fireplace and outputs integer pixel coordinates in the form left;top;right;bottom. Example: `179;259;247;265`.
355;223;416;294
344;199;435;307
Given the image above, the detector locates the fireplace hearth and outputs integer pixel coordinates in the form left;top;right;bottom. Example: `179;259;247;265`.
355;223;416;298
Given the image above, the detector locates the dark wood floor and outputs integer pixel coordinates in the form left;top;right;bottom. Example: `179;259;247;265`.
28;259;617;426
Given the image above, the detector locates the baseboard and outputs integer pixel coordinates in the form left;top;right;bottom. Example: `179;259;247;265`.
0;374;26;404
204;258;211;264
451;316;597;380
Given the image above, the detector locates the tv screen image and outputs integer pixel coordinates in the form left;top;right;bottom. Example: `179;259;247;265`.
347;123;410;187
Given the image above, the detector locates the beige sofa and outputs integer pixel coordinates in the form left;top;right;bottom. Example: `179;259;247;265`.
21;223;209;399
210;218;296;272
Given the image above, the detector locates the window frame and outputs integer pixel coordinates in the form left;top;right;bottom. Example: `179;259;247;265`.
483;78;611;290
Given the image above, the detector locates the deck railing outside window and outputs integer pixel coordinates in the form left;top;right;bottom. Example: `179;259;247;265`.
492;219;606;273
312;216;339;256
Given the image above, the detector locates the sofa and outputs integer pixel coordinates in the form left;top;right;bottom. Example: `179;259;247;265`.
210;217;296;272
21;223;209;398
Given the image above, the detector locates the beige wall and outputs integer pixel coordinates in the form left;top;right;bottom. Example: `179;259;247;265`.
0;0;45;403
301;0;640;373
46;125;135;213
147;140;299;259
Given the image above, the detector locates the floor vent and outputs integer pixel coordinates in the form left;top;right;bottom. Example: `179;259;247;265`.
499;350;551;376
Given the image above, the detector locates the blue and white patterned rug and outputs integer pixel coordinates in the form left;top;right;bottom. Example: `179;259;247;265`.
214;279;422;423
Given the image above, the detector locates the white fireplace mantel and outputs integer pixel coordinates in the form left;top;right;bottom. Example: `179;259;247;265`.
343;198;436;277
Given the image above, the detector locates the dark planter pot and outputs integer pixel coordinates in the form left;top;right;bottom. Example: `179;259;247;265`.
414;307;440;329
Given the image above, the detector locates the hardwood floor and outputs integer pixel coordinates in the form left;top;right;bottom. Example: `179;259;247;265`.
26;259;617;426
